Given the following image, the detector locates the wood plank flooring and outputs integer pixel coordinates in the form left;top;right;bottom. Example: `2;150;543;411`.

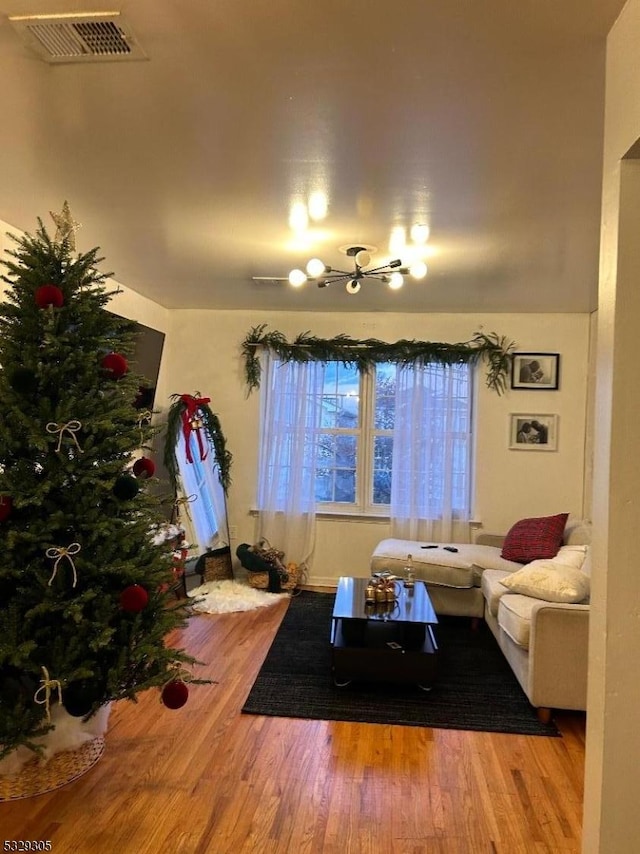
0;592;586;853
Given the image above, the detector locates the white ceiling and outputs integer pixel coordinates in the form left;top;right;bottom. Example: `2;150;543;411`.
0;0;627;314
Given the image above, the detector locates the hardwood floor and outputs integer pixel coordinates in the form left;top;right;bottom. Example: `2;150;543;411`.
0;592;586;853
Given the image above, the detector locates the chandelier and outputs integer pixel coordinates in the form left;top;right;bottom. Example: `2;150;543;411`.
288;245;427;295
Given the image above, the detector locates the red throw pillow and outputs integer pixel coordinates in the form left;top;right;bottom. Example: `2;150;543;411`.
501;513;569;563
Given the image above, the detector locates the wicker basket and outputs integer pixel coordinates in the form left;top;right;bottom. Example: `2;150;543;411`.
0;736;105;801
247;562;304;592
198;545;233;583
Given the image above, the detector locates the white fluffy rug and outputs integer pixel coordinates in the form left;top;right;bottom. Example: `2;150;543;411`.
187;579;289;613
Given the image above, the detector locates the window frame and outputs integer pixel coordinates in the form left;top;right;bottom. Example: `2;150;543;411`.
314;361;473;519
315;364;394;516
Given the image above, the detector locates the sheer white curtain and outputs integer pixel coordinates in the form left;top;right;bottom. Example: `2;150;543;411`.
256;355;324;566
390;361;471;542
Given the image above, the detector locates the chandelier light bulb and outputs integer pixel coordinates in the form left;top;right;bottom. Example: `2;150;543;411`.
288;268;307;287
409;260;428;279
346;279;361;295
388;272;404;290
306;257;326;277
355;250;371;268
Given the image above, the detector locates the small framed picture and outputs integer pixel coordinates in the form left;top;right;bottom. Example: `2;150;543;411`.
511;353;560;390
509;414;558;451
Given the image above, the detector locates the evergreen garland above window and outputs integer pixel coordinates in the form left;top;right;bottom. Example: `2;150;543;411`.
241;325;515;395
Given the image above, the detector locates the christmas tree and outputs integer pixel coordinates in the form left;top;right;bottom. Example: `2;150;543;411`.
0;205;200;762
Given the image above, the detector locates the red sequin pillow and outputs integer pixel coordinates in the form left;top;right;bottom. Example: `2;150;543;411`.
501;513;569;563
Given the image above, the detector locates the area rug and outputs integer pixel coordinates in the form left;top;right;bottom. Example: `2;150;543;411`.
241;590;560;736
187;579;288;613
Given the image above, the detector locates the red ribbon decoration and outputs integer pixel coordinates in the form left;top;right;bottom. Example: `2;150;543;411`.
180;394;210;463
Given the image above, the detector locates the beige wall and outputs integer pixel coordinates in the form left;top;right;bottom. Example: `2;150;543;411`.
0;219;23;278
161;309;590;584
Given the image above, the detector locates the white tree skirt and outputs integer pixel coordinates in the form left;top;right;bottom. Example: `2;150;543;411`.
0;703;111;777
187;579;289;613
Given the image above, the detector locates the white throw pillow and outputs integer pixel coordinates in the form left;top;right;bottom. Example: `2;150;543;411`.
500;562;590;604
500;543;586;577
541;544;588;570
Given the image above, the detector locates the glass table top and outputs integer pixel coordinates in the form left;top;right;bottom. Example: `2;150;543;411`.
332;576;438;625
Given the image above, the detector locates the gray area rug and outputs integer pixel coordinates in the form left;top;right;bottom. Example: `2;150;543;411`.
242;590;560;737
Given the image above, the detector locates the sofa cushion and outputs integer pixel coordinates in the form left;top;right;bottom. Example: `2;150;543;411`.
563;519;592;546
371;539;475;587
500;513;569;562
500;561;589;604
481;569;513;617
497;594;538;648
371;540;520;589
467;549;525;574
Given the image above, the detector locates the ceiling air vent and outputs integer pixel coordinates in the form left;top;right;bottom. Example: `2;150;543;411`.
8;12;147;63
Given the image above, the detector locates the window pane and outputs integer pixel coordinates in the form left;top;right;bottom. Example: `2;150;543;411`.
314;363;360;505
315;468;332;502
373;436;393;504
321;363;359;428
335;434;356;465
317;434;335;466
335;469;356;503
374;363;396;429
315;434;357;503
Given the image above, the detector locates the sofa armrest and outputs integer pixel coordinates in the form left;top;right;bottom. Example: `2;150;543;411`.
475;533;505;548
527;601;589;710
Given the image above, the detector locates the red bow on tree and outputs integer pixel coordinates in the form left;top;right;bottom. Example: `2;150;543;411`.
180;394;210;463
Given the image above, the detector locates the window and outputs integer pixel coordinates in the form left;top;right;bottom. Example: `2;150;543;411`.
316;362;360;506
261;360;472;517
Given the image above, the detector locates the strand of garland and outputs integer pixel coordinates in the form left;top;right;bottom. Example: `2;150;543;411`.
164;394;233;496
241;325;516;395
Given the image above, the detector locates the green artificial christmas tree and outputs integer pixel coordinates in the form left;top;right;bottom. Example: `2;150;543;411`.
0;205;201;764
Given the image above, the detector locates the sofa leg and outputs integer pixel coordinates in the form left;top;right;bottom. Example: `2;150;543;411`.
536;707;552;725
471;617;480;631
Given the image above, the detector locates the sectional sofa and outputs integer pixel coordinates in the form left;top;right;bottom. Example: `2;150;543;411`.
371;516;591;722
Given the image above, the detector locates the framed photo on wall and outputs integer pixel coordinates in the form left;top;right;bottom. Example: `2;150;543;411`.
511;352;560;390
509;414;558;451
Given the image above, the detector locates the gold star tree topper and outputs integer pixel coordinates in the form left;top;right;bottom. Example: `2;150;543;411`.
50;201;81;251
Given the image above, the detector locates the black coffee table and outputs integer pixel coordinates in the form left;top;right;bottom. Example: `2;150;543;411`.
330;576;439;689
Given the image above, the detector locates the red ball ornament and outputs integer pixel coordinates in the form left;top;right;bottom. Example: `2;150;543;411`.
0;496;13;522
101;352;128;379
161;680;189;710
120;584;149;613
35;284;64;309
132;456;156;479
